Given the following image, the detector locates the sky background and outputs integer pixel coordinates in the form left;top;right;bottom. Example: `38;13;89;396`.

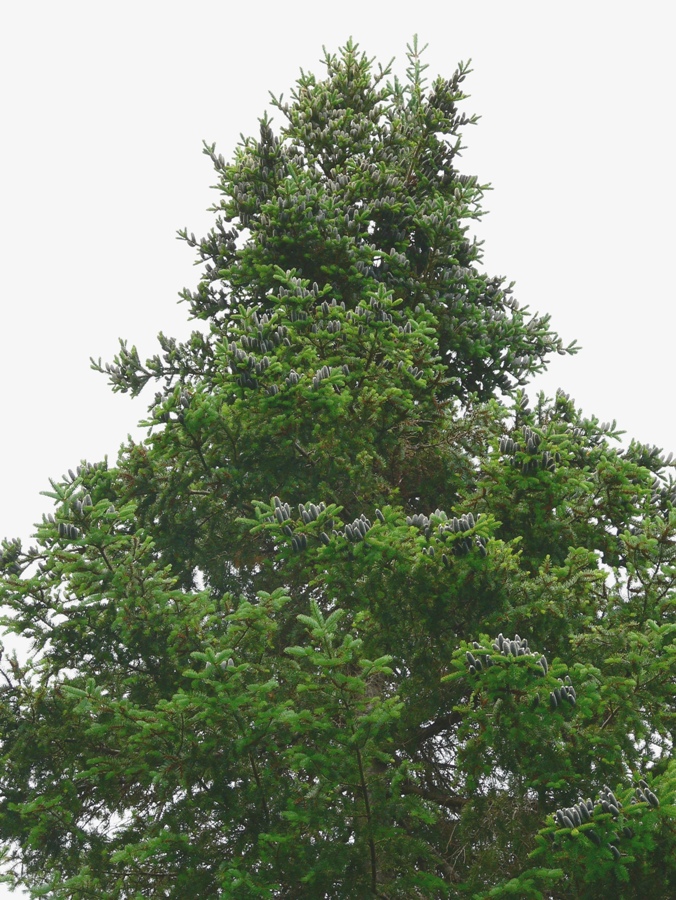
0;1;673;894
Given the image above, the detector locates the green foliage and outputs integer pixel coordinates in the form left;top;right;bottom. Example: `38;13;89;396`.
2;37;675;898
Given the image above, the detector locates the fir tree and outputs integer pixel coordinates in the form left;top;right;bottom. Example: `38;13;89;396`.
1;39;675;899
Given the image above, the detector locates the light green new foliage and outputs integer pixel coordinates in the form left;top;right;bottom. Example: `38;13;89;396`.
1;38;676;898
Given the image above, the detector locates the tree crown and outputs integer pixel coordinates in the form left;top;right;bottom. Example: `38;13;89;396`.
1;39;674;900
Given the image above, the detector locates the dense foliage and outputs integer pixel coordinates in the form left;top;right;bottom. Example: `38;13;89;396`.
2;39;675;898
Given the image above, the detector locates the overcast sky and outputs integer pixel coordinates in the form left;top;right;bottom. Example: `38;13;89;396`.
0;1;674;894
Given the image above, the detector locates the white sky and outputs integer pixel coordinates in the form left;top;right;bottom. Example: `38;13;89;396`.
0;2;674;895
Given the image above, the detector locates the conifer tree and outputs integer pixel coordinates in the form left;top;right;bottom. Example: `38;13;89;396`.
1;39;675;899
